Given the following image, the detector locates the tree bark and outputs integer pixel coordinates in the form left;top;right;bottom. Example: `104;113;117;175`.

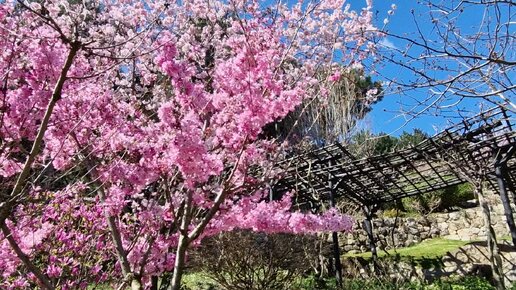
170;191;193;290
329;176;342;287
98;188;142;290
130;279;143;290
169;150;242;289
170;232;189;290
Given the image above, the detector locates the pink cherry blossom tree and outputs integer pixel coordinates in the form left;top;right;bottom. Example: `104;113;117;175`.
0;0;377;289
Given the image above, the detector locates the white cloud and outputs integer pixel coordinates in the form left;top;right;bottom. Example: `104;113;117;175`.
379;38;398;50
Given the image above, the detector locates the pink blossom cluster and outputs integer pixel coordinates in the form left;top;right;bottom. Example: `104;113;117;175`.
0;0;376;288
206;192;353;236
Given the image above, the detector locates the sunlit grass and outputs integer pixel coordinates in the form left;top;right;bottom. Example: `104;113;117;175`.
344;238;470;259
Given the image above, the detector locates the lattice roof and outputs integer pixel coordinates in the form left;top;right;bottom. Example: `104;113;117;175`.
273;107;516;207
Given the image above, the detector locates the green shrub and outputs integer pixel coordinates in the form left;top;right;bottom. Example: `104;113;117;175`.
178;274;496;290
181;272;219;290
401;183;475;214
291;276;497;290
440;183;475;209
456;276;495;290
292;275;338;290
432;276;495;290
402;191;443;214
341;278;421;290
382;208;403;218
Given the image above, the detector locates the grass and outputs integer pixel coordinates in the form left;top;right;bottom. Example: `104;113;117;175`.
382;208;422;218
344;238;470;259
182;272;220;290
499;234;512;241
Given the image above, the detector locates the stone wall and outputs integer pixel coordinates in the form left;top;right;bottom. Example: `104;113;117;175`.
436;203;511;241
342;242;516;286
341;202;513;254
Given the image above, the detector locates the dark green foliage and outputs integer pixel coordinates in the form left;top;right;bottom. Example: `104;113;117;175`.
341;278;420;290
439;183;475;209
401;183;475;214
291;276;496;290
397;129;429;149
431;276;496;290
180;273;513;290
373;134;399;155
350;129;429;157
292;275;339;290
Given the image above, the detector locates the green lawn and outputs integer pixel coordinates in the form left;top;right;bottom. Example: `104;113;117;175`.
344;238;470;259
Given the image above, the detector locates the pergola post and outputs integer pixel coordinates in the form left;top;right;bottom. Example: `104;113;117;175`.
329;179;343;287
494;161;516;247
362;205;378;270
477;184;505;290
503;171;516;206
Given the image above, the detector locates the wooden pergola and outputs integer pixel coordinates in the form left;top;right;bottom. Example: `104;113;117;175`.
272;107;516;283
275;107;515;208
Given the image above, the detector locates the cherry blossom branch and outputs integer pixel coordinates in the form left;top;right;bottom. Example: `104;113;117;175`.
138;234;157;277
0;43;80;223
17;1;70;43
78;151;141;289
97;189;141;288
0;221;54;290
188;138;248;241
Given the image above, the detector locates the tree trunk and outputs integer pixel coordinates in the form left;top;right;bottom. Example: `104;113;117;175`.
131;279;143;290
170;232;189;290
477;186;505;290
170;192;193;290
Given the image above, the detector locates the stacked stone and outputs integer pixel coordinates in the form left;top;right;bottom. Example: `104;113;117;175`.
340;203;511;253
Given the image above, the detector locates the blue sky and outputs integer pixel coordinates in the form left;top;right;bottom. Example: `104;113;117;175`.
359;0;514;136
263;0;513;137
